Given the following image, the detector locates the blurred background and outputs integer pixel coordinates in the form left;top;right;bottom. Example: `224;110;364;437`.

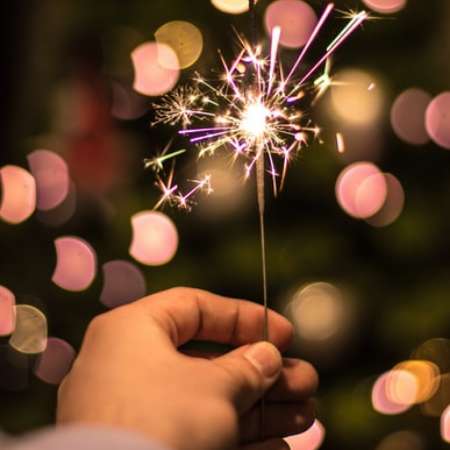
1;0;450;449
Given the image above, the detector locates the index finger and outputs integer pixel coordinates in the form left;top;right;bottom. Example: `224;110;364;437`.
136;287;293;351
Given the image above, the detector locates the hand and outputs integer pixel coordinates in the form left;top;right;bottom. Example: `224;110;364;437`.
57;287;318;450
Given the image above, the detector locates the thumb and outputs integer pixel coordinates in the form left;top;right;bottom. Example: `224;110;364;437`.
214;341;282;412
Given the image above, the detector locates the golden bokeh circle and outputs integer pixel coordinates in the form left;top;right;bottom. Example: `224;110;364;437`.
155;21;203;69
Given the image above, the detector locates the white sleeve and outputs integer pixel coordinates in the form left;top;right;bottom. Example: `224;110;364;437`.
2;426;169;450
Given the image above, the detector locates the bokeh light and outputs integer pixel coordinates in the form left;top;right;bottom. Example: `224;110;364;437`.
0;286;15;337
36;181;77;227
372;371;415;415
110;80;149;120
197;164;249;218
336;162;387;219
422;373;450;417
412;338;450;374
392;360;440;404
210;0;257;14
288;282;347;341
375;430;424;450
155;21;203;69
27;149;70;211
0;165;36;224
34;337;75;385
362;0;407;14
129;211;178;266
366;173;405;227
425;92;450;149
330;69;384;126
9;305;47;355
442;405;450;443
391;88;431;145
100;260;147;308
264;0;318;49
284;419;325;450
131;42;180;96
52;236;97;291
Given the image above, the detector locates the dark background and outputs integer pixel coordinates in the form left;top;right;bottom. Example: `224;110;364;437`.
1;0;449;449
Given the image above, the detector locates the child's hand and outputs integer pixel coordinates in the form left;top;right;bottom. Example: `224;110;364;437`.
57;288;318;450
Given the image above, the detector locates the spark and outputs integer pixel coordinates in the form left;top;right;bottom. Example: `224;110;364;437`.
336;132;345;154
149;3;368;208
144;148;186;172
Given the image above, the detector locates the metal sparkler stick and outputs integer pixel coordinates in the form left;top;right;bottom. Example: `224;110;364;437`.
248;0;270;345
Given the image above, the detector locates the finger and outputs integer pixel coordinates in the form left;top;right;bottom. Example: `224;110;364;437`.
240;400;315;443
267;358;319;402
214;342;283;412
137;287;293;349
240;438;289;450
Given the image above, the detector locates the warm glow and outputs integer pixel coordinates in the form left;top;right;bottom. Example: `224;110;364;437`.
241;101;269;138
331;69;384;126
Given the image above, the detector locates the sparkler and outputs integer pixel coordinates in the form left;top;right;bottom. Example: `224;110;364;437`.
147;3;368;340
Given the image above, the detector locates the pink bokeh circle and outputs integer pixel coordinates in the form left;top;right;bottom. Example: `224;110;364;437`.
391;88;431;145
336;162;387;219
131;42;179;97
129;211;178;266
426;92;450;150
362;0;407;14
264;0;318;49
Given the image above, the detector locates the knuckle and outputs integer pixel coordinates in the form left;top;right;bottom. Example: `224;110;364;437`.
167;286;195;297
86;312;111;335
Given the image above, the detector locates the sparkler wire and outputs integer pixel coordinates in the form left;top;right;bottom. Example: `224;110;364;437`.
248;0;269;438
248;0;270;346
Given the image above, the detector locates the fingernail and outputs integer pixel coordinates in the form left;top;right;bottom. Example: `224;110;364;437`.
244;342;282;378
